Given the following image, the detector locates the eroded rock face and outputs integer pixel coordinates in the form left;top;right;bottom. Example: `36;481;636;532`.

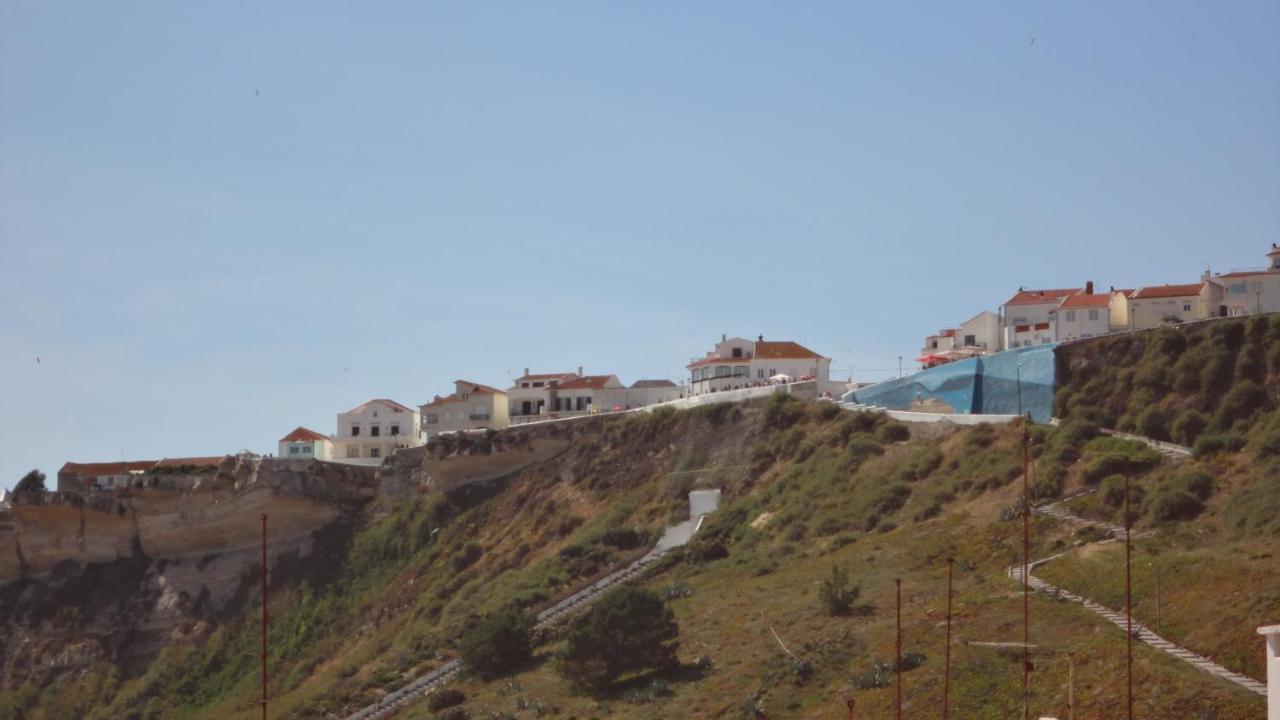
0;458;376;688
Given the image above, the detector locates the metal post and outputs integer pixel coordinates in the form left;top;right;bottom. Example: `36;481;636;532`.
1022;409;1031;720
896;578;903;720
944;558;954;720
898;356;903;378
1068;652;1075;720
1125;475;1133;720
261;513;268;720
1154;562;1161;634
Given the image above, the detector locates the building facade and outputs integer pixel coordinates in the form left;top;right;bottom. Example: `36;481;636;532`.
57;460;157;493
278;427;333;460
333;398;423;465
421;381;510;436
507;369;580;423
687;335;831;395
1055;292;1113;341
1121;282;1225;330
627;379;683;408
552;375;628;416
1212;244;1280;317
1002;286;1085;349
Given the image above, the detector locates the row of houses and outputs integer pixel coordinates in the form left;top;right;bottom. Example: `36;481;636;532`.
58;334;838;487
920;243;1280;366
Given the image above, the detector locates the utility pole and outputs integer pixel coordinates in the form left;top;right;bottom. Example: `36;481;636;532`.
1017;364;1031;720
1151;561;1161;633
1125;475;1133;720
944;558;954;720
261;514;269;720
898;355;903;379
895;578;902;720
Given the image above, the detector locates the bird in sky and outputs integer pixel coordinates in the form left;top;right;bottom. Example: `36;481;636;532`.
254;89;260;97
1030;36;1036;45
35;357;40;364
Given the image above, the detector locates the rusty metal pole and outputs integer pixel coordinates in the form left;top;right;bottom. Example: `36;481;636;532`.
944;558;954;720
261;513;268;720
896;578;903;720
1022;412;1031;720
1125;475;1133;720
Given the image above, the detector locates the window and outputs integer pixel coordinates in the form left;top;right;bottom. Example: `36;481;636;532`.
1065;310;1076;322
425;414;439;425
757;369;765;378
347;447;360;458
351;425;361;437
715;366;730;378
1228;283;1246;295
769;368;776;377
533;381;544;388
964;334;976;346
372;410;379;418
371;425;381;437
733;366;747;377
289;445;301;455
390;424;400;436
521;382;530;388
1088;309;1099;321
1183;303;1191;312
369;448;381;458
732;347;743;358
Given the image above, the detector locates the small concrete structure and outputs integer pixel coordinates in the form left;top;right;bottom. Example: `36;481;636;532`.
1261;623;1280;720
657;489;722;551
689;489;721;519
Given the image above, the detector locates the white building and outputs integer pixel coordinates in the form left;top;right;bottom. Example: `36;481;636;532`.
421;381;510;436
627;379;683;408
1002;286;1086;348
333;398;423;465
687;335;832;396
552;374;628;416
920;311;1002;366
507;369;580;423
1055;293;1113;341
57;460;157;493
277;427;333;460
1212;244;1280;317
1115;281;1225;331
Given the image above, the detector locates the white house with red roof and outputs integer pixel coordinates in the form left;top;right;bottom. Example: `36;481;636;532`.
1055;292;1113;341
1001;285;1087;349
507;368;580;423
334;398;423;464
687;335;831;396
57;460;158;493
552;374;627;415
278;427;333;461
920;311;1001;366
1211;243;1280;317
420;381;509;436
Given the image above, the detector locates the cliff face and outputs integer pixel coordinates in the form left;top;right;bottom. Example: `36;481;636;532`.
0;457;376;689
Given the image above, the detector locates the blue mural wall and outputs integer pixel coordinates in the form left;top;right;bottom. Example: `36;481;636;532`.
843;344;1057;422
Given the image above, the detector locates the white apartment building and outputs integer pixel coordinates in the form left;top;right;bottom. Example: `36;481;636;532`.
1212;244;1280;317
277;427;333;460
552;375;628;415
421;381;510;436
1115;282;1225;331
627;379;683;408
333;398;423;465
920;311;1002;365
1002;286;1085;348
687;335;832;395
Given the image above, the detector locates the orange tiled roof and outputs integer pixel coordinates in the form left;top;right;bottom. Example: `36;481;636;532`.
1130;283;1206;299
754;341;824;361
557;375;619;390
345;398;415;415
1059;293;1112;309
154;456;225;469
1004;288;1082;306
630;379;676;388
60;460;158;477
687;355;751;368
1218;269;1279;279
279;427;330;443
422;382;506;407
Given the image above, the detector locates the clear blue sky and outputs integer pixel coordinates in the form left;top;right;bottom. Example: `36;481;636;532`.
2;2;1277;488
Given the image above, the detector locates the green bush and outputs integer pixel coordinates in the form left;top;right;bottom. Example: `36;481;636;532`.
1167;469;1214;501
763;394;806;430
1171;410;1208;446
875;422;910;443
557;587;679;692
818;565;860;616
1212;380;1269;431
1192;432;1246;459
427;688;466;712
1148;488;1204;522
459;606;534;680
450;542;482;572
1101;475;1144;509
1250;414;1280;461
1136;406;1171;441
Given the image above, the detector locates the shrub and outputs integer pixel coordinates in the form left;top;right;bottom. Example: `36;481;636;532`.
459;605;534;680
427;689;466;712
818;565;860;616
1192;432;1246;459
965;424;996;449
1148;488;1204;522
557;588;679;692
875;422;910;443
1101;475;1144;509
1250;414;1280;461
1136;406;1171;441
14;469;45;493
450;542;482;572
1171;410;1208;446
1212;380;1269;431
601;528;646;550
436;709;469;720
763;394;806;430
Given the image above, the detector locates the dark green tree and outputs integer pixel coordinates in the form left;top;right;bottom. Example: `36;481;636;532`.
818;565;860;616
459;605;534;679
557;587;679;692
14;469;46;493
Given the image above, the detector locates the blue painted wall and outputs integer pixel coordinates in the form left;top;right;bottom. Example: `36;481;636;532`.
844;344;1057;422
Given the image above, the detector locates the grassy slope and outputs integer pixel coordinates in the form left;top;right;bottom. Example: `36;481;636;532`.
5;319;1279;720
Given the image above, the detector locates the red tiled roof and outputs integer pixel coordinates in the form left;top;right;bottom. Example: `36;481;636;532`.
154;456;225;469
630;379;676;389
516;371;577;381
754;340;824;361
1004;288;1083;306
422;381;506;407
1218;269;1279;279
280;427;330;443
345;398;415;415
557;375;619;390
60;460;157;477
1059;293;1112;309
1130;283;1206;299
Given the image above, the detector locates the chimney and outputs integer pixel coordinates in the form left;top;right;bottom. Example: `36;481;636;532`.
1085;281;1094;294
758;334;764;342
721;333;726;342
577;366;583;377
523;367;529;377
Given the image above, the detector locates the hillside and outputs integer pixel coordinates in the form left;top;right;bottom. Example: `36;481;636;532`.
1;317;1276;719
